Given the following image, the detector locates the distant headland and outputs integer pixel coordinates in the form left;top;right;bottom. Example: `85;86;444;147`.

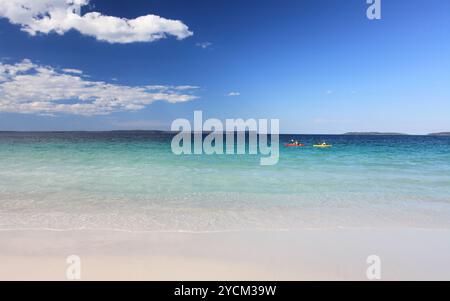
428;132;450;136
343;132;407;136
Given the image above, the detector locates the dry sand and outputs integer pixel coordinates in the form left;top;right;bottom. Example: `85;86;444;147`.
1;228;450;280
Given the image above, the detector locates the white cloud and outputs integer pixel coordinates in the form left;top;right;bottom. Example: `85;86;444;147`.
0;0;193;43
196;42;212;49
62;68;83;74
174;85;200;90
0;59;198;116
227;92;240;97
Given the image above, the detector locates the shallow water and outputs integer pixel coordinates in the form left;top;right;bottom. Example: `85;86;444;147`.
1;132;449;231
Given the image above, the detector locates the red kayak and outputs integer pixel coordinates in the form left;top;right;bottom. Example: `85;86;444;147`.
284;143;305;147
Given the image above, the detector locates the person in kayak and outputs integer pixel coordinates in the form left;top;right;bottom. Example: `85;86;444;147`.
313;141;332;147
290;139;299;145
285;139;303;147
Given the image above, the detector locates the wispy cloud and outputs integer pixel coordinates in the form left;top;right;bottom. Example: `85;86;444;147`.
0;0;193;43
196;42;212;49
0;59;198;116
62;68;83;75
227;91;240;97
112;119;168;129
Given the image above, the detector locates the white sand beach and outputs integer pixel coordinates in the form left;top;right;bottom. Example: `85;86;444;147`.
1;228;450;281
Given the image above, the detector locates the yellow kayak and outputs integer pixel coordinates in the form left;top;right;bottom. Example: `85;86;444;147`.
313;144;332;148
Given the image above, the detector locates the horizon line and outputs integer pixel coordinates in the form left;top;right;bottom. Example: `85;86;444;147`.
0;130;448;136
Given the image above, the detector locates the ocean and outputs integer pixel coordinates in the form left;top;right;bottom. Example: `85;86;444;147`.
1;132;449;232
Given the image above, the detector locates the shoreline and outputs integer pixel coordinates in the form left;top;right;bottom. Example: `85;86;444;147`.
2;225;450;233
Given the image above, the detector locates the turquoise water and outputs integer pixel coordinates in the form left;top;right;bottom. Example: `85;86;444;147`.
0;132;449;231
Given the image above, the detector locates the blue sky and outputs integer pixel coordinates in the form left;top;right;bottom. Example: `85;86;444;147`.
0;0;449;134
